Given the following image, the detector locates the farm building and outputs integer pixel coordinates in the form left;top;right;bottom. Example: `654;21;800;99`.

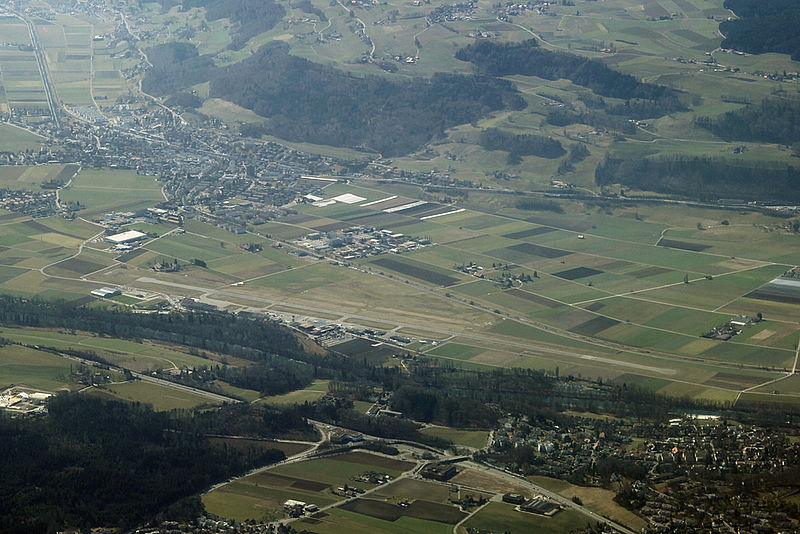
90;287;121;298
105;230;147;244
519;497;561;516
421;463;458;481
283;499;306;511
503;493;526;505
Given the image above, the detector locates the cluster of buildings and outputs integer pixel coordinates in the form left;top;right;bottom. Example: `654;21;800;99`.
702;314;760;341
502;492;561;516
281;499;318;518
427;0;476;23
0;187;59;217
485;413;800;533
493;0;552;20
0;387;51;413
133;518;302;534
292;226;431;260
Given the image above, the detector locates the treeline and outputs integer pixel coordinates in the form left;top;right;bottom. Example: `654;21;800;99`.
545;107;637;134
157;360;316;398
385;362;748;425
0;395;292;532
390;385;498;428
456;39;684;118
157;0;285;50
515;197;564;213
720;0;800;60
299;397;451;448
293;0;327;22
478;127;565;160
190;402;318;439
0;296;432;398
0;296;301;361
595;155;800;203
0;295;323;397
142;41;525;156
695;98;800;144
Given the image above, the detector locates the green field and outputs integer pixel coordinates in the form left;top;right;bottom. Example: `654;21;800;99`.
90;380;219;411
0;124;45;151
0;344;78;391
299;507;454;534
260;379;330;405
0;327;215;372
59;169;164;215
459;502;587;534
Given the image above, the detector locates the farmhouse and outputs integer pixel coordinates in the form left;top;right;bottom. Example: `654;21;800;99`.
283;499;306;512
105;230;147;245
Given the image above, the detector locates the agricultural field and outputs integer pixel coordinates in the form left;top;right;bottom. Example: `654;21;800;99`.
295;508;454;534
0;326;219;373
458;502;587;534
527;476;648;531
203;451;416;521
0;16;48;117
37;16;94;107
1;174;795;407
0;0;799;409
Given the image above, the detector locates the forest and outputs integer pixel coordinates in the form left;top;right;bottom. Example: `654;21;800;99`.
0;296;301;360
455;39;684;118
595;155;800;203
142;42;525;156
695;98;800;144
478;127;565;160
154;0;286;50
720;0;800;60
0;395;297;533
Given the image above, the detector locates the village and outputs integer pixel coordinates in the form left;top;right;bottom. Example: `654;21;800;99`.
482;413;800;533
